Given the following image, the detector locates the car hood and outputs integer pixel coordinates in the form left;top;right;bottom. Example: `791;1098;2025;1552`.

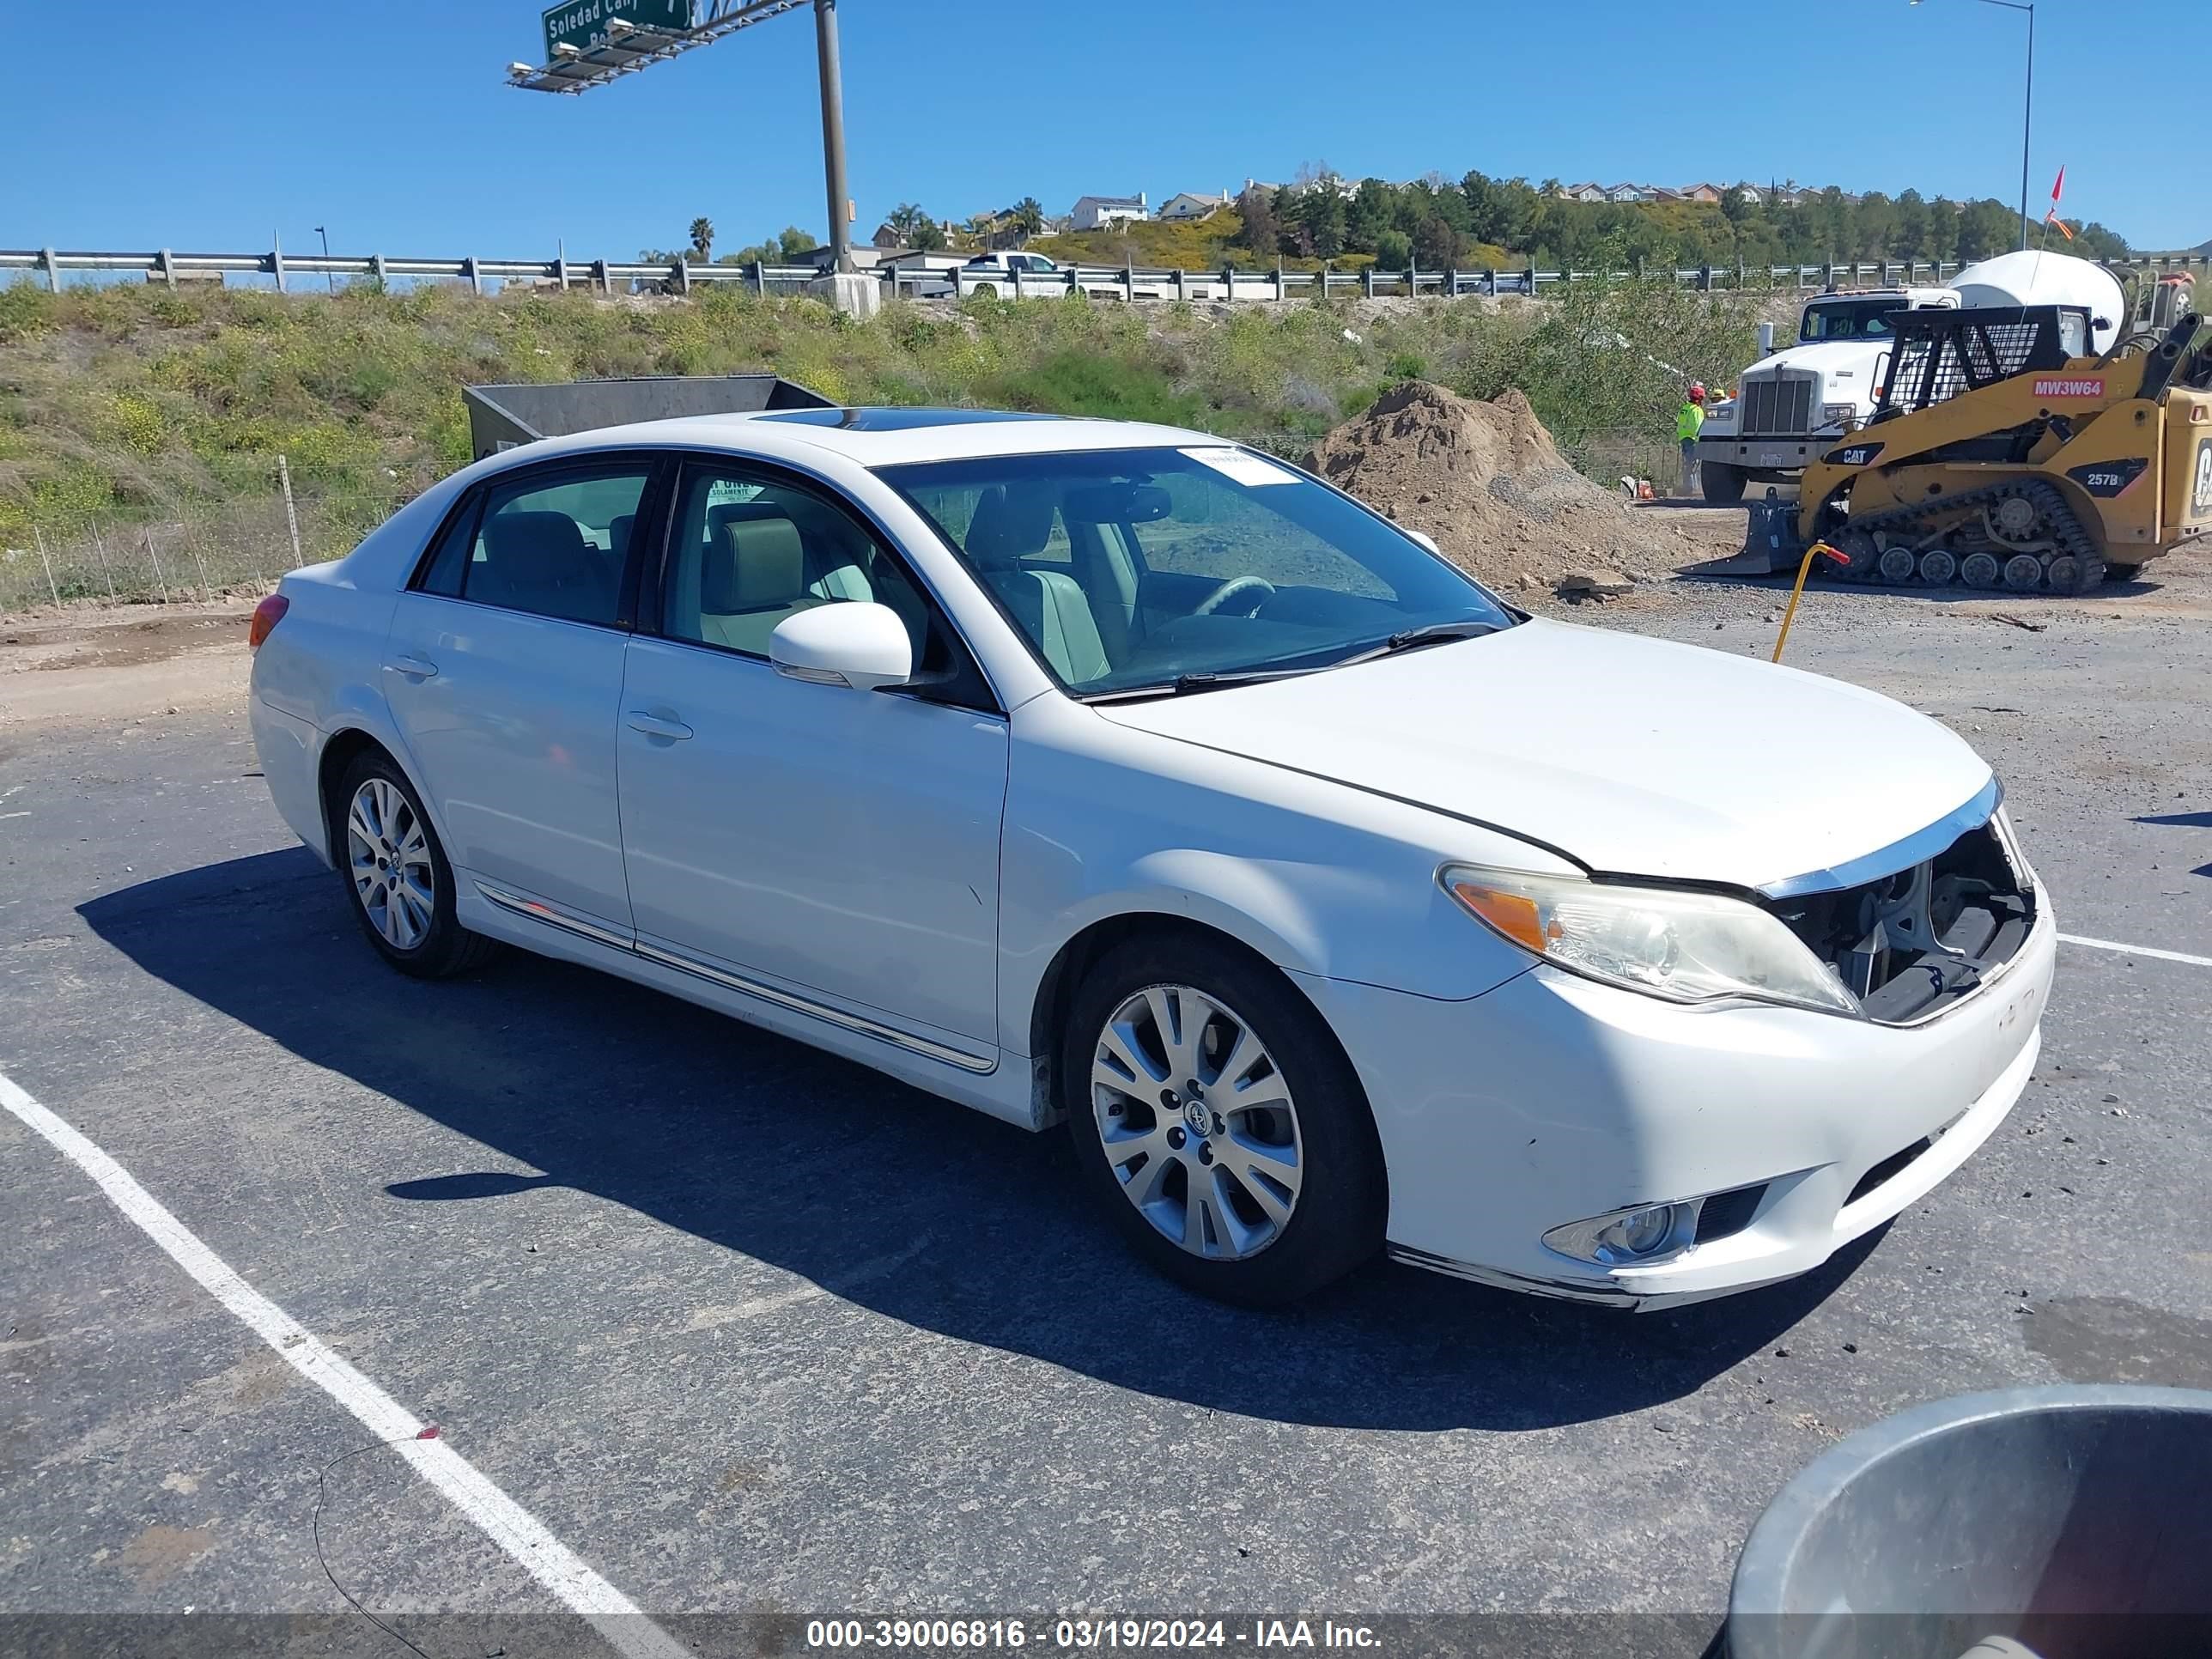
1092;620;1994;892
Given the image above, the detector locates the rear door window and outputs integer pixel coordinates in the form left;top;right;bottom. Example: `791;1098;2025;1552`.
425;466;650;628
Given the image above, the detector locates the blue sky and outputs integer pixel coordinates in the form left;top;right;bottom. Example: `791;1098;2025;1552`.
5;0;2205;258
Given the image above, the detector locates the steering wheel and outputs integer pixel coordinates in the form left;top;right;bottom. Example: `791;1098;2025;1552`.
1192;574;1276;618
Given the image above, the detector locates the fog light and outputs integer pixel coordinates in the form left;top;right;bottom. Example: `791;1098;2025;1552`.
1606;1206;1675;1255
1542;1201;1695;1267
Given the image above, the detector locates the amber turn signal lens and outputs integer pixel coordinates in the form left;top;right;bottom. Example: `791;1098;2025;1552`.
1446;878;1556;956
248;593;289;652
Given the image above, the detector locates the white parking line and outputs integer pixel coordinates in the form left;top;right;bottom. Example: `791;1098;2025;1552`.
2059;933;2212;970
0;1069;687;1659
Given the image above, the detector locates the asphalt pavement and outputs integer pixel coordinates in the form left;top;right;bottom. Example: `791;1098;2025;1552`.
3;586;2209;1655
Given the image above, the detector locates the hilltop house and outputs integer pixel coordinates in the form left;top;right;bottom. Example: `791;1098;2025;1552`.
1158;190;1232;223
1071;192;1150;231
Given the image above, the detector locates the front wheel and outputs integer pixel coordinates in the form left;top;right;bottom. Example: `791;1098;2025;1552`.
1062;936;1385;1306
336;752;497;979
1700;461;1748;504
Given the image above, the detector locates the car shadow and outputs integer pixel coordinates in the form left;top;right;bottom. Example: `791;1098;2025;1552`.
80;848;1877;1433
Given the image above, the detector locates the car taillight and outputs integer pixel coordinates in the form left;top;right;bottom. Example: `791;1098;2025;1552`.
248;593;289;651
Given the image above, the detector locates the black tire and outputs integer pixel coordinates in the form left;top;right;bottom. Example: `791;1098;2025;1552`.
2106;562;2144;582
1700;462;1748;505
1060;933;1386;1307
332;750;498;980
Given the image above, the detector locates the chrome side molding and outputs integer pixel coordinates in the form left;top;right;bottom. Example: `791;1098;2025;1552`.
473;880;996;1076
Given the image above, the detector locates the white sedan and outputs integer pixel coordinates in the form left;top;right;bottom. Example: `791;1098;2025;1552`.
248;407;2054;1309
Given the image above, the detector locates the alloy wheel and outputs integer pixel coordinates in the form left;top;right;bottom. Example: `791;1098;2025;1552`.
346;778;434;951
1090;984;1304;1261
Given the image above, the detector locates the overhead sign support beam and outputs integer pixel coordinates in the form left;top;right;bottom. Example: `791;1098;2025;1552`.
507;0;849;271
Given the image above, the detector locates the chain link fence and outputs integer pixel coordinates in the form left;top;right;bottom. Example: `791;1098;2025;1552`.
1;477;405;615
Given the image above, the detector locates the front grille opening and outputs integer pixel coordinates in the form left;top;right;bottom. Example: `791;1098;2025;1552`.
1765;818;2032;1024
1693;1183;1768;1244
1847;1137;1933;1206
1741;371;1819;435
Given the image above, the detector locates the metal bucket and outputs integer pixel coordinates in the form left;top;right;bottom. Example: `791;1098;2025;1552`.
1727;1385;2212;1659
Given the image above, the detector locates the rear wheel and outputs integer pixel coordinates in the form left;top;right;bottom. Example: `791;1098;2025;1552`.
1062;936;1385;1306
336;752;497;979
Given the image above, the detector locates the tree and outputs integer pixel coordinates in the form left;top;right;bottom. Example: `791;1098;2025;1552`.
1853;191;1895;260
1010;197;1044;239
777;226;818;261
1291;179;1348;258
1346;179;1395;253
1893;189;1930;262
1233;185;1284;257
1927;196;1961;261
1954;198;2019;261
909;216;947;252
1374;228;1413;271
688;216;714;262
884;203;931;246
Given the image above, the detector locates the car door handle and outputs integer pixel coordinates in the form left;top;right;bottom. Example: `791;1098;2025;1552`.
386;655;439;679
625;710;693;741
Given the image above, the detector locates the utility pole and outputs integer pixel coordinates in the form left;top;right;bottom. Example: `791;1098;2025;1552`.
315;224;334;293
814;0;851;272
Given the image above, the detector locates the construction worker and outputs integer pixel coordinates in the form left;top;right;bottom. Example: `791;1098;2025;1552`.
1677;382;1706;499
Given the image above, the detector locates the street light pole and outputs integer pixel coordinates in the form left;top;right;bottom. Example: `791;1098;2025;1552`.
1912;0;2035;250
813;0;851;272
314;224;334;293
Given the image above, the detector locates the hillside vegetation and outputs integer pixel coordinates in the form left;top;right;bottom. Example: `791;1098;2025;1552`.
0;276;1766;570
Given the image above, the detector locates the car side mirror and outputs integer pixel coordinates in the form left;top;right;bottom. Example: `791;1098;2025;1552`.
769;602;912;692
1405;529;1442;556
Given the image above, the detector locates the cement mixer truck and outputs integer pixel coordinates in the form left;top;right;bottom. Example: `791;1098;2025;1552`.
1695;252;2128;502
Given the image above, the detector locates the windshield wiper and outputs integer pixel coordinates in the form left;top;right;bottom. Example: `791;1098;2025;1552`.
1079;622;1503;704
1080;664;1333;703
1317;617;1503;672
1384;618;1503;652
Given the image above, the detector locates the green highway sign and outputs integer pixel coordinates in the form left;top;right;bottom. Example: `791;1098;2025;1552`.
542;0;691;60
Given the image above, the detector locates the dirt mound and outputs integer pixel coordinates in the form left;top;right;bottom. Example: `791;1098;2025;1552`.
1306;381;1705;594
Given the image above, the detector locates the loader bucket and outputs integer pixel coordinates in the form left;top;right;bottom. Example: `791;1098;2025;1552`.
1693;497;1808;578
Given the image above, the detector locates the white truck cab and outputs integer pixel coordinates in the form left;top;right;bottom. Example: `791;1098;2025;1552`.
1696;287;1958;501
1697;252;2129;503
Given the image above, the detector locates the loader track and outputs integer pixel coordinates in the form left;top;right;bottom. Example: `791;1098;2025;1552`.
1827;478;2107;595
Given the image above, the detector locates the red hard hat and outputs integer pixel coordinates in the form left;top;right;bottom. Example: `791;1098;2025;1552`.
1689;382;1706;402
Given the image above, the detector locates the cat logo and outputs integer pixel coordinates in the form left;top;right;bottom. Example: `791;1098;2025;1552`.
2196;439;2212;519
1825;442;1883;468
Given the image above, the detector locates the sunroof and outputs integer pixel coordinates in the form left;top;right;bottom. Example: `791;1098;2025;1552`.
755;407;1066;430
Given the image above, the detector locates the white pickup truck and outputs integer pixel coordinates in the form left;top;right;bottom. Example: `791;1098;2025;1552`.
948;252;1231;302
1696;252;2128;503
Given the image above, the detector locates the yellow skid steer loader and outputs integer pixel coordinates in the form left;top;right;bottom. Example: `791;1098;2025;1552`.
1729;301;2210;593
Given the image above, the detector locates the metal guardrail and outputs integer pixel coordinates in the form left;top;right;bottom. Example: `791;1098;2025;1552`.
5;246;2206;300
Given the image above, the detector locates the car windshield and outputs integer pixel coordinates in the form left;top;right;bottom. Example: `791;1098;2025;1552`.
1801;301;1899;342
878;446;1514;696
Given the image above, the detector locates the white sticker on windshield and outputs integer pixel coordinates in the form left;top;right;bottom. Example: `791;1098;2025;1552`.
1180;447;1298;486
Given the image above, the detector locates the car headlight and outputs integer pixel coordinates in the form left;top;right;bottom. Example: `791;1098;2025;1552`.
1441;864;1862;1017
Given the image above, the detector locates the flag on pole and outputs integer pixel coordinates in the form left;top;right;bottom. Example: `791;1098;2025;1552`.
2043;166;2074;241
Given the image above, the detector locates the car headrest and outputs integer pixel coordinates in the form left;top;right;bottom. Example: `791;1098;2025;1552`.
702;514;806;612
481;509;589;572
608;514;635;561
964;483;1057;569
